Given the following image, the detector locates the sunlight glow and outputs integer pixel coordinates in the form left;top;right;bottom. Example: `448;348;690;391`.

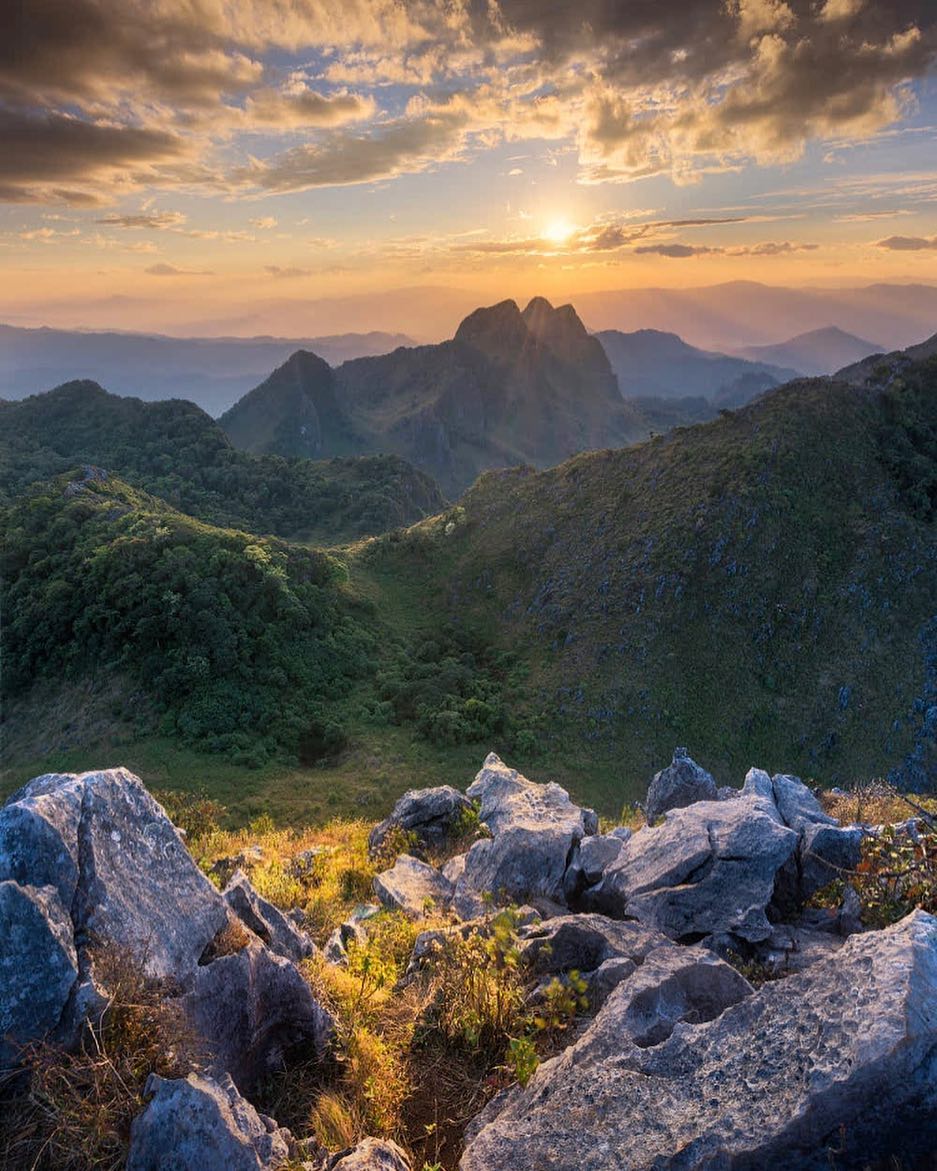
542;218;575;245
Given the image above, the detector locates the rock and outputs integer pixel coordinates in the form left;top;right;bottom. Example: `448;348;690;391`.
644;747;718;824
460;910;937;1171
126;1071;292;1170
368;785;473;853
442;852;467;885
453;754;596;912
518;914;668;978
328;1136;411;1169
608;826;633;842
740;765;777;808
770;772;837;832
0;881;79;1067
593;795;798;942
211;844;265;885
0;769;228;983
324;904;382;965
563;833;624;903
372;854;453;917
798;822;863;899
183;941;332;1093
223;870;315;963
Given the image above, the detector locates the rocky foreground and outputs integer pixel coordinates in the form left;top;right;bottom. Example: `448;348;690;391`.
1;752;936;1169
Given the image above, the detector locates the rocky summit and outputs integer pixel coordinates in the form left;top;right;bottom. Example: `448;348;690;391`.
1;753;935;1169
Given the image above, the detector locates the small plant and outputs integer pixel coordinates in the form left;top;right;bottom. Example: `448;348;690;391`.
531;971;589;1039
851;823;937;928
505;1035;539;1088
152;788;226;839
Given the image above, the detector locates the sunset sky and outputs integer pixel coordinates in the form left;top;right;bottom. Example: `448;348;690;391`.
2;0;936;337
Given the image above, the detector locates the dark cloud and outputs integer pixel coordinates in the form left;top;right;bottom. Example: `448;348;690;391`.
635;243;716;258
265;265;313;277
875;234;937;250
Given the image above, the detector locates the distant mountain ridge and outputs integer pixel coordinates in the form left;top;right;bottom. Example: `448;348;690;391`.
0;323;415;415
736;327;882;376
222;297;654;496
596;328;798;404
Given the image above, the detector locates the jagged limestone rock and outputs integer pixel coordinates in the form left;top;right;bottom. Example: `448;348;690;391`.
126;1072;293;1170
592;795;798;942
453;754;597;912
368;785;472;853
644;747;717;824
223;869;315;963
0;881;78;1067
460;911;937;1171
372;854;453;917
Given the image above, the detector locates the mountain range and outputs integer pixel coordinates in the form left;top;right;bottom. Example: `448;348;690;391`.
735;326;882;377
0;323;413;415
221;297;651;496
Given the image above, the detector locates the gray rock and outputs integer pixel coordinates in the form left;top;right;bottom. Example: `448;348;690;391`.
183;941;332;1093
368;785;473;853
771;772;837;832
740;765;778;809
127;1071;292;1170
328;1136;411;1170
645;747;717;824
576;833;624;884
441;852;467;885
223;869;315;963
594;795;798;942
608;826;633;843
460;910;937;1171
798;822;863;899
518;913;669;978
454;754;596;911
0;881;78;1067
372;854;453;917
0;769;228;983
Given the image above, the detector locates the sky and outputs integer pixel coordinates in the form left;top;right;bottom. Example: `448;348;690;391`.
1;0;936;338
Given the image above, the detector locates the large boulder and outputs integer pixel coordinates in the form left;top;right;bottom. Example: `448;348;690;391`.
0;769;227;982
223;870;315;963
453;754;597;913
592;794;798;942
562;834;624;904
183;941;332;1093
0;881;79;1067
368;785;473;853
460;910;937;1171
373;854;453;917
644;747;717;824
126;1072;292;1170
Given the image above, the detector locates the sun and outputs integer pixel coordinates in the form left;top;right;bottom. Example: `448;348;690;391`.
542;217;575;245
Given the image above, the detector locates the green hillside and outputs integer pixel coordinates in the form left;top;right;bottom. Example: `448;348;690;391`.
0;380;445;543
362;358;937;798
3;358;934;822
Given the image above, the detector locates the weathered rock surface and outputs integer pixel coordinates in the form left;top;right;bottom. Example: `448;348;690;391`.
183;941;332;1093
0;881;78;1067
644;747;717;824
0;769;228;982
798;821;863;899
327;1136;412;1170
368;785;472;853
223;869;315;963
592;794;798;942
373;854;453;917
126;1072;292;1170
460;910;937;1171
563;834;624;904
453;754;596;913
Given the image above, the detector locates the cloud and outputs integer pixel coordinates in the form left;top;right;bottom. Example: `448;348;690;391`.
875;233;937;249
265;264;312;277
634;239;817;258
144;262;215;276
250;216;277;229
97;211;187;230
244;86;376;129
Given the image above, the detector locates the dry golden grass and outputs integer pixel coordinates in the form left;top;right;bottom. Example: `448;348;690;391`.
820;781;937;827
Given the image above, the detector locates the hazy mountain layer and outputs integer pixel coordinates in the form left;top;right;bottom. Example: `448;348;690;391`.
736;326;882;376
0;323;414;414
596;328;797;403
